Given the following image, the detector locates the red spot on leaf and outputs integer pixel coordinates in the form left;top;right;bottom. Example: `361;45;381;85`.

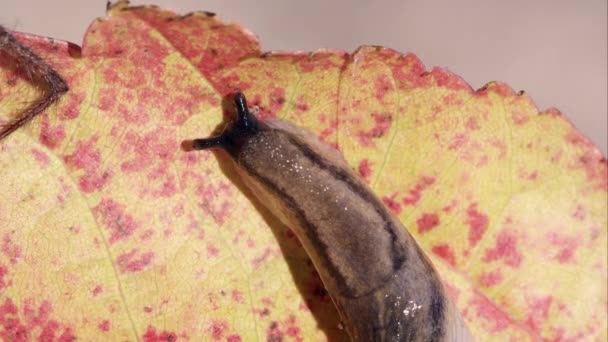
60;92;84;120
431;244;456;267
98;320;110;332
430;67;472;91
374;74;392;100
468;291;513;333
547;232;580;264
382;192;402;214
2;234;21;264
252;247;273;269
30;148;50;167
448;133;468;150
466;203;488;247
483;230;522;268
357;159;373;182
116;249;154;273
511;110;529;125
524;296;553;333
465;117;480;130
208;320;228;340
231;289;243;303
206;243;219;257
0;298;74;342
227;335;242;342
294;96;309;112
356;112;392;147
91;285;103;296
403;176;435;206
143;325;177;342
478;269;503;287
93;198;140;244
318;118;338;142
265;315;303;342
268;87;286;114
0;265;9;290
195;181;234;225
64;137;111;193
417;213;440;234
38;117;65;149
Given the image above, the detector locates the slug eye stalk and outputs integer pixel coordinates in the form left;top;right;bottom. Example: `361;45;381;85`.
191;92;260;152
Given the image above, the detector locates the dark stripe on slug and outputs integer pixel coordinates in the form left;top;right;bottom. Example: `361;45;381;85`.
429;281;446;342
279;131;408;273
240;161;353;295
239;129;408;298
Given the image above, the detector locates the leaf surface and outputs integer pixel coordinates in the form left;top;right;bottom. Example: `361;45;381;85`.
0;2;606;341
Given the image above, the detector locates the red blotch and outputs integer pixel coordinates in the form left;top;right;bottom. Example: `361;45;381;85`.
478;269;503;287
318;118;338;142
430;67;472;91
266;321;283;341
431;244;456;267
93;198;140;244
195;181;234;225
402;176;436;206
142;325;178;342
60;92;84;120
483;230;522;268
0;297;74;342
120;129;177;172
206;243;219;258
382;193;402;214
524;296;553;332
356;112;392;147
465;117;480;130
57;327;76;342
416;213;440;234
116;249;154;273
91;285;103;296
63;137;111;193
265;315;303;342
252;247;273;269
442;93;464;106
268;87;286;114
231;289;243;303
511;110;529;125
466;203;488;247
547;232;580;264
2;234;21;264
208;320;228;340
357;159;373;182
38;116;65;149
30;148;50;168
448;133;468;150
294;96;309;112
98;320;110;332
468;291;513;333
97;87;117;111
227;335;242;342
374;74;392;101
0;265;8;290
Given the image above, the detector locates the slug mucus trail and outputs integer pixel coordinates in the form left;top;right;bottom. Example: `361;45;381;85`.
190;93;474;342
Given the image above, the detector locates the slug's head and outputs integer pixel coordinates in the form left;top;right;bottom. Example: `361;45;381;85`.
191;92;261;154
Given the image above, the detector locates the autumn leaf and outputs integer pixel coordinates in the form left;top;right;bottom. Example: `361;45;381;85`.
0;1;606;341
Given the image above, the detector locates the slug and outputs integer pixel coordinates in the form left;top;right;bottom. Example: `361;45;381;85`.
190;93;474;342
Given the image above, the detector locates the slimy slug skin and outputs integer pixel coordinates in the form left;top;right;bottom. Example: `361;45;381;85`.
191;93;474;342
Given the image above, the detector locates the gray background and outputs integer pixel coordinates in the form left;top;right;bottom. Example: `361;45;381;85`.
2;0;606;153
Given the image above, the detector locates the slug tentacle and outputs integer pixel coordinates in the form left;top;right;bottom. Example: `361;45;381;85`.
191;93;262;154
189;93;474;342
